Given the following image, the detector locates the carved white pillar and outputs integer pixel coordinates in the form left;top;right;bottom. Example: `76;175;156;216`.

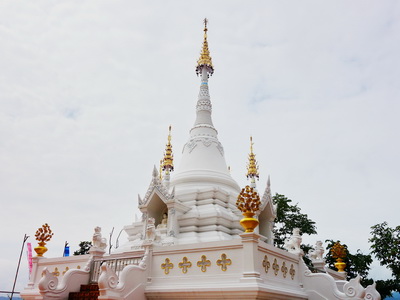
240;232;262;282
167;207;177;237
26;256;42;289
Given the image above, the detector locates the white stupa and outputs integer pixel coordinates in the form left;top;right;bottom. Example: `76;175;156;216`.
21;20;381;300
121;19;275;249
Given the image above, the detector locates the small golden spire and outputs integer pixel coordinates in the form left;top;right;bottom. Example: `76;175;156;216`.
196;18;214;76
246;136;259;180
161;125;174;174
159;159;163;180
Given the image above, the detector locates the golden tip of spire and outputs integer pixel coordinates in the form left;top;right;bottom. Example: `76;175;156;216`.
246;136;259;180
162;125;174;173
196;18;214;76
203;18;208;31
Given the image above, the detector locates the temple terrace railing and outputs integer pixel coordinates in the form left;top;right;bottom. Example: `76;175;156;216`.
90;256;142;283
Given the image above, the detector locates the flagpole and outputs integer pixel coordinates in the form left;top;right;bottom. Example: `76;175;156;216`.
11;234;29;300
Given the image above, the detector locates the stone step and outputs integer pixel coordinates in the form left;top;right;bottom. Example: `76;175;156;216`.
68;284;99;300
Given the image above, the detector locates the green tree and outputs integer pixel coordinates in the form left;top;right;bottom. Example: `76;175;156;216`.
73;241;92;255
369;222;400;298
272;193;317;248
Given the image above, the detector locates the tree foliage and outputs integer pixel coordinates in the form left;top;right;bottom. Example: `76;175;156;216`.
369;222;400;298
271;194;399;298
73;241;92;256
272;193;317;248
369;222;400;281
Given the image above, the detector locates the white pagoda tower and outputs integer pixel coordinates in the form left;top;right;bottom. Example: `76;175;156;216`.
121;19;275;249
21;20;381;300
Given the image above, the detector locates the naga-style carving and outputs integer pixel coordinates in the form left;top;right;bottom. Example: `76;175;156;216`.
38;268;58;292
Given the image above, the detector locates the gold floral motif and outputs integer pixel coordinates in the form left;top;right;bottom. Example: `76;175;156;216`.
52;267;60;276
216;253;231;271
262;255;270;273
272;258;279;276
281;261;288;278
161;258;173;275
77;265;81;269
290;264;296;280
62;267;69;275
178;257;192;274
197;255;211;272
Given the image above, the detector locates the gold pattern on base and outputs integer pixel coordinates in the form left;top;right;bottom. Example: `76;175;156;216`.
216;253;231;271
197;255;211;272
239;211;259;233
272;258;279;276
281;261;288;278
62;267;69;275
161;258;173;275
262;255;270;273
179;257;192;274
52;267;60;277
334;258;346;273
290;264;296;280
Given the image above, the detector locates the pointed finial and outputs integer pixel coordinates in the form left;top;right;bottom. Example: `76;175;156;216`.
159;159;163;180
246;136;260;181
196;18;214;76
161;125;174;174
152;165;159;178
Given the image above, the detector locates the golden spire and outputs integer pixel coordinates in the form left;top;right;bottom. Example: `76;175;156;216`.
161;125;174;174
246;136;259;180
196;18;214;76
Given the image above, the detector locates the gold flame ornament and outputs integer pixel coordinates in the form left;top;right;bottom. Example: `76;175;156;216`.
236;185;261;232
34;223;54;257
330;241;347;272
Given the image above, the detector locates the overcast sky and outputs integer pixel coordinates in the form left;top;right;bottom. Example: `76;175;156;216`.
1;0;399;292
